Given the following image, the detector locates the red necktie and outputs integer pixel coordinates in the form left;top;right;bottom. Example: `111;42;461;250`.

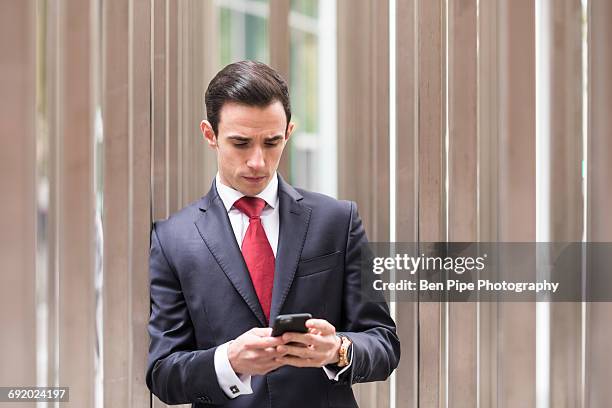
233;197;275;321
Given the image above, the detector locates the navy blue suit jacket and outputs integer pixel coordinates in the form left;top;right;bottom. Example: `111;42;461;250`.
146;176;400;407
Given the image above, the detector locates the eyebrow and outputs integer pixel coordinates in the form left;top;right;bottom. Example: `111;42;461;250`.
265;135;284;142
226;135;284;142
227;135;251;142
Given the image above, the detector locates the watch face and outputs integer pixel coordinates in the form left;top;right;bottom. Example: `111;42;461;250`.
345;339;352;364
337;336;351;367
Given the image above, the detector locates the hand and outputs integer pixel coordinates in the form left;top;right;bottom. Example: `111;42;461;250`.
227;327;288;376
274;319;342;368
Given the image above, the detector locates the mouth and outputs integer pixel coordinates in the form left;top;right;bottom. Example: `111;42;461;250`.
242;175;267;183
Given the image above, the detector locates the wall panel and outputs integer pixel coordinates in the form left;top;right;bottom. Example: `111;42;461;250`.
447;1;478;407
394;0;419;406
497;1;537;407
55;1;97;406
152;0;169;221
102;0;152;407
4;1;611;407
0;2;37;404
338;0;390;406
178;0;218;207
269;0;291;178
416;0;446;406
539;1;584;407
477;0;500;405
102;0;131;405
151;1;215;407
585;0;612;406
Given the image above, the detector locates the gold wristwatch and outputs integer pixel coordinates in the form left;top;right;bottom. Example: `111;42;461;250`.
336;335;352;368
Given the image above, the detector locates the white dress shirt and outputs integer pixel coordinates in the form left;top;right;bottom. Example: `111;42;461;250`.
212;173;352;399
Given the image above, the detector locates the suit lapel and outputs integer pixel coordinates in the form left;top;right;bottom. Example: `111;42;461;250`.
194;181;267;326
269;176;312;324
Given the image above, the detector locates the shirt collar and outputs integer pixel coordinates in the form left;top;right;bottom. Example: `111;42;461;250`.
215;172;279;213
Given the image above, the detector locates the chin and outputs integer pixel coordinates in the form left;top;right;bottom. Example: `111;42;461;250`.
242;186;265;196
230;181;255;195
237;176;269;195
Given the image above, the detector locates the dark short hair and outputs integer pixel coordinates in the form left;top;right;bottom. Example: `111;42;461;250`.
204;60;291;135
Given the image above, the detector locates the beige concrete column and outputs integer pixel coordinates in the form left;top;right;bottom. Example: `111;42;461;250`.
178;0;218;207
416;0;447;406
152;1;217;407
167;0;180;215
269;0;290;81
539;1;584;407
477;0;500;405
338;0;390;240
0;2;37;404
152;0;169;221
48;1;98;406
269;0;291;181
153;0;219;220
102;0;152;407
497;1;537;407
394;0;419;405
585;0;612;406
447;0;478;407
338;0;390;406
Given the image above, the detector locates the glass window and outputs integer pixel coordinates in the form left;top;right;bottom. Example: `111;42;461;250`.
288;0;337;197
217;0;270;65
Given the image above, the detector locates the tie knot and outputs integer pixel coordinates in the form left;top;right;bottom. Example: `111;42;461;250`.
234;196;267;218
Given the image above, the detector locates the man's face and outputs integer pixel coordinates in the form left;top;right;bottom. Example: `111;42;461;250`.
201;101;294;196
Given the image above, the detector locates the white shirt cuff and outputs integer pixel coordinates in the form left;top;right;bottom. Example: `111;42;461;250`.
322;344;354;381
214;341;253;398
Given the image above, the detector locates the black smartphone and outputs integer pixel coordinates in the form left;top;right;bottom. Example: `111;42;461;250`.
271;313;312;337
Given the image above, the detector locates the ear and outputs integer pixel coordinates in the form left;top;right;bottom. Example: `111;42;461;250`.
200;120;217;148
285;122;296;142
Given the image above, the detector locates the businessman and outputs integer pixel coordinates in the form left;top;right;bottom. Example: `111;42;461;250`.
146;60;400;407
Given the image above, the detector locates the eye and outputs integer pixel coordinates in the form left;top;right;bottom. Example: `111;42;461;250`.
233;142;248;147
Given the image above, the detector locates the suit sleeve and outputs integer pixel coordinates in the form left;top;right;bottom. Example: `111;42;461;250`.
336;202;401;385
146;222;229;405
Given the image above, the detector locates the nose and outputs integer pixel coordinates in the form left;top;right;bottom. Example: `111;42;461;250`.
246;147;265;171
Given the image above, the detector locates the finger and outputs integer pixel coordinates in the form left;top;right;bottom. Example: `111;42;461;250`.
263;346;290;358
282;332;317;345
250;327;273;337
276;344;315;359
245;335;285;350
275;355;316;368
305;319;335;335
249;349;284;362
